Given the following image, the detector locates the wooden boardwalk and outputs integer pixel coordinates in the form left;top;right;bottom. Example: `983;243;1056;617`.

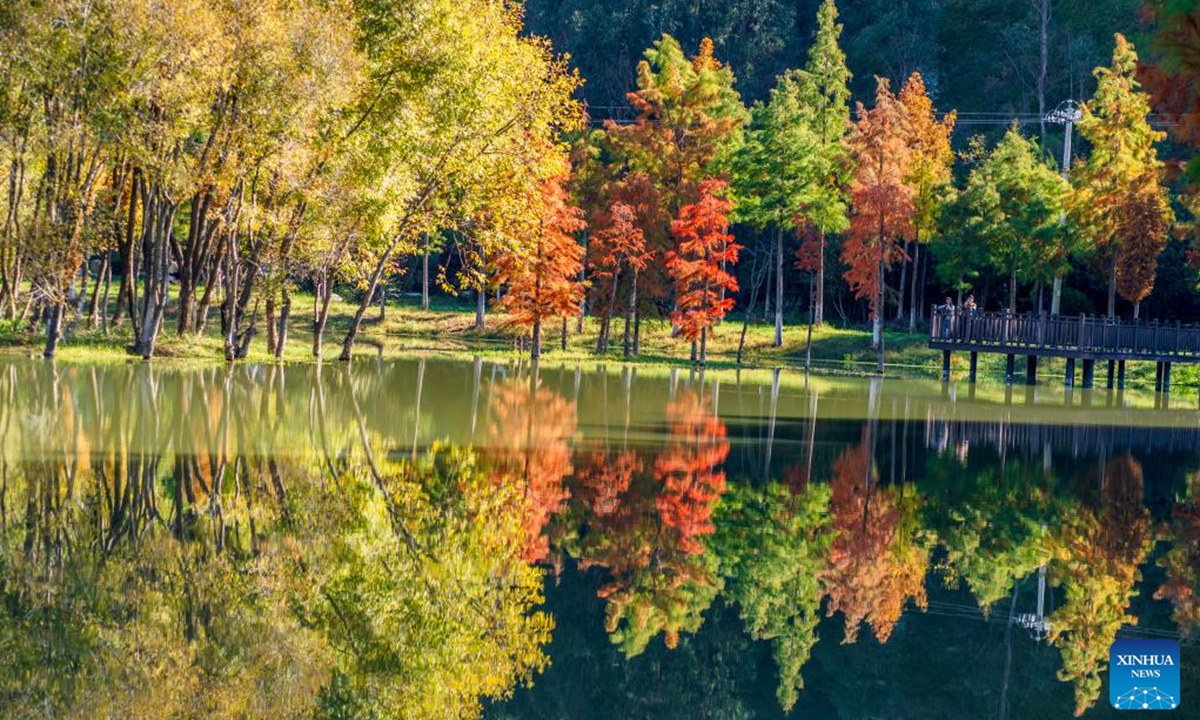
928;308;1200;393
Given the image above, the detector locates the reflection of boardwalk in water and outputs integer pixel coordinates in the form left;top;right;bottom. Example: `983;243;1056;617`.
925;416;1200;457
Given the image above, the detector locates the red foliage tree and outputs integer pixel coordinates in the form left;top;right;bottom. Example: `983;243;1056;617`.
841;78;914;358
666;179;741;365
497;169;586;359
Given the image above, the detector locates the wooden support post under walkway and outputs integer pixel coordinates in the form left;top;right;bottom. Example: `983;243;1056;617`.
969;351;978;384
928;307;1200;392
1004;354;1014;385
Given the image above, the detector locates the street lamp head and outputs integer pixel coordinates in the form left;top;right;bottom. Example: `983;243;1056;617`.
1045;99;1082;125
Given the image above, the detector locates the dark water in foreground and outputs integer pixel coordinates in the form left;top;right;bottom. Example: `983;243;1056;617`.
0;357;1197;719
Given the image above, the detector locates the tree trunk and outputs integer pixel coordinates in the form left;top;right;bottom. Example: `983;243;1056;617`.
908;242;920;331
1133;300;1140;319
531;318;542;360
561;316;568;351
624;269;637;358
313;275;334;358
699;326;707;366
266;293;278;356
274;283;291;360
475;287;486;329
897;240;909;322
113;167;140;326
421;247;430;310
599;267;621;353
1051;273;1062;315
1037;0;1050;145
87;251;109;328
133;181;176;359
633;312;641;356
815;230;825;327
1107;255;1117;318
1009;264;1018;314
773;227;783;347
42;302;62;359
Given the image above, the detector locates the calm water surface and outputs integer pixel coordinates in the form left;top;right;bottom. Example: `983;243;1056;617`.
0;357;1197;719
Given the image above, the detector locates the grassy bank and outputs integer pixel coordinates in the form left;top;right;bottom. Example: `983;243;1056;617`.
1;295;1196;391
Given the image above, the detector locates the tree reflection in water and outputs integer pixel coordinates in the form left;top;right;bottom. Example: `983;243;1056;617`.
0;359;1195;719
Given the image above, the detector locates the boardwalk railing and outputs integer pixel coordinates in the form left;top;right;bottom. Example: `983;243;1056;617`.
929;307;1200;360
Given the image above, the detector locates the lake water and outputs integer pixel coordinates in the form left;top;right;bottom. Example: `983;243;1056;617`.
0;357;1196;719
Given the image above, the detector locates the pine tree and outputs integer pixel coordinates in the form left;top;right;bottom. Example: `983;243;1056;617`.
956;127;1069;314
1073;34;1173;318
797;0;853;328
730;71;821;348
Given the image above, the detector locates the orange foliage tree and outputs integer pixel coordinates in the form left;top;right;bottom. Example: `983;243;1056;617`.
666;179;741;365
842;78;914;364
497;168;586;359
591;200;653;356
1115;177;1173;316
898;72;955;329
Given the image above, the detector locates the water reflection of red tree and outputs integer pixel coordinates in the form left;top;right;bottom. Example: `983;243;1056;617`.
487;379;577;563
569;389;730;655
654;390;730;554
822;429;928;644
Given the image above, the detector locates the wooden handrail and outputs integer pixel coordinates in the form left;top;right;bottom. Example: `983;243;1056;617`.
929;307;1200;359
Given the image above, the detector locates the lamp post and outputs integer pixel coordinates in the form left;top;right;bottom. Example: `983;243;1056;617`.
1045;100;1082;316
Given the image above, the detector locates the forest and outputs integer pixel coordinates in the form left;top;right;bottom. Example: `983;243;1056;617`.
2;0;1200;365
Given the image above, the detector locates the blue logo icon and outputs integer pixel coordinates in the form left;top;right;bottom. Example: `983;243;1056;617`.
1110;639;1180;711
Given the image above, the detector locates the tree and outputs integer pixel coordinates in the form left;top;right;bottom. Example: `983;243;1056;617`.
730;67;821;348
604;36;747;215
590;199;652;356
958;127;1070;313
603;36;746;340
899;72;955;329
842;77;913;371
1072;34;1173;318
666;179;741;365
1115;174;1173;316
797;0;854;329
497;165;587;360
336;0;583;361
